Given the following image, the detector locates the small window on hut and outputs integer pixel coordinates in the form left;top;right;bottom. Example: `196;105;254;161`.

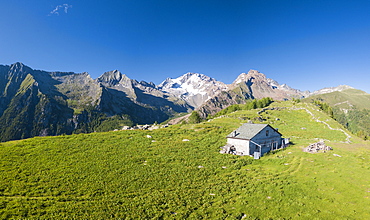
266;130;269;136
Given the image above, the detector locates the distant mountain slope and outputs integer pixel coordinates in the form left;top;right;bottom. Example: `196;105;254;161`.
309;85;354;96
306;87;370;110
0;63;191;141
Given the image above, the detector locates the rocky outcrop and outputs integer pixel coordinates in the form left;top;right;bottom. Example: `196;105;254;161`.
303;141;333;153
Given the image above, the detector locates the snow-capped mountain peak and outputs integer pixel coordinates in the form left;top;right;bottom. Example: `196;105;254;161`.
310;85;354;96
158;72;228;108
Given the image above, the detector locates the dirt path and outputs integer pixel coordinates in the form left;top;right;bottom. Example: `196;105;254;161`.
299;104;351;143
258;104;352;143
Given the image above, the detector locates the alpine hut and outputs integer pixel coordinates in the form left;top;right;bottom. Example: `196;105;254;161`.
221;123;288;158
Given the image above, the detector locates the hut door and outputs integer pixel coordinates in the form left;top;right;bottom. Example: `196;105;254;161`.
254;144;261;159
255;145;260;153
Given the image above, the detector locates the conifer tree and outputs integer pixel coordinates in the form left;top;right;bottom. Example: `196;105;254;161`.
188;111;202;124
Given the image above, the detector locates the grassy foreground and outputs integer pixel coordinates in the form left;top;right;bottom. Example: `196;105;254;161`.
1;102;370;219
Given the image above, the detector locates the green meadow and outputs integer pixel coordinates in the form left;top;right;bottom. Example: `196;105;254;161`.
1;101;370;219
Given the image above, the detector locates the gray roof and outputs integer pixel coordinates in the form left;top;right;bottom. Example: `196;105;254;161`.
226;123;269;140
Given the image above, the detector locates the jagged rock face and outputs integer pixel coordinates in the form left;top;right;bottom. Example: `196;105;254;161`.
131;80;191;112
158;72;228;108
0;63;76;141
96;70;192;119
231;70;306;100
96;69;123;86
52;72;102;107
1;63;32;101
197;70;307;118
197;83;254;118
97;70;136;99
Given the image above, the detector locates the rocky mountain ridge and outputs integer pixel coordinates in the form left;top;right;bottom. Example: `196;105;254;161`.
196;70;312;117
230;70;309;99
0;62;357;141
0;62;191;141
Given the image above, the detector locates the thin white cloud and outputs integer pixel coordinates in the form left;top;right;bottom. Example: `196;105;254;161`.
49;4;72;16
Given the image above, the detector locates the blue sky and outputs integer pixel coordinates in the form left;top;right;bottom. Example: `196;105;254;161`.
1;0;370;93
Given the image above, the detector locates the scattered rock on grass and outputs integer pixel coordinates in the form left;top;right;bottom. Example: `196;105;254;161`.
303;141;332;153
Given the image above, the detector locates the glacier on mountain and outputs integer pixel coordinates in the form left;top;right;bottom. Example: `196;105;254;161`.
158;72;228;108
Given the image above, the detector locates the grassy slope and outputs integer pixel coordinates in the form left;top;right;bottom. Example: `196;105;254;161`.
305;89;370;138
306;88;370;110
1;102;370;219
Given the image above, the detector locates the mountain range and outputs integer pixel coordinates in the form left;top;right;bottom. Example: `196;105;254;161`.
0;62;363;141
